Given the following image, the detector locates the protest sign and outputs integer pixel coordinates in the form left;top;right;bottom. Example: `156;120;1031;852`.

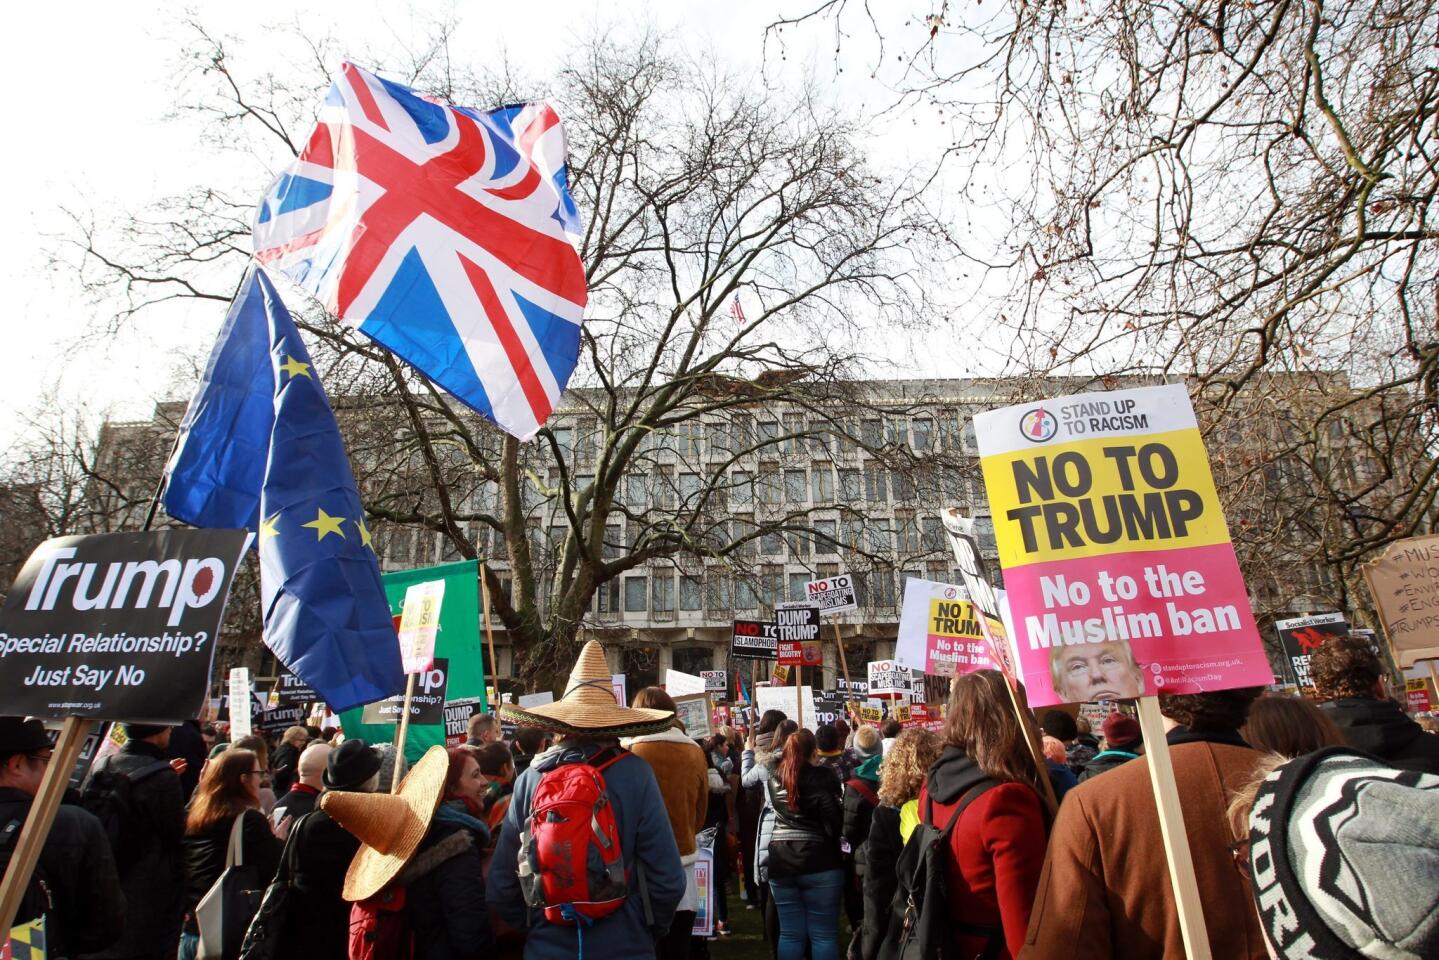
1362;534;1439;668
837;676;869;697
700;670;728;694
673;693;714;739
517;690;555;709
611;673;627;708
443;697;483;746
664;669;707;696
397;579;445;674
339;561;486;763
0;530;249;723
269;670;318;707
1405;678;1431;714
857;703;883;724
228;668;253;738
360;658;449;725
731;619;778;660
804;575;858;614
975;383;1273;707
756;683;817;730
867;660;915;699
258;703;307;734
691;848;715;937
1274;613;1349;696
895;578;993;677
771;664;789;684
813;692;846;726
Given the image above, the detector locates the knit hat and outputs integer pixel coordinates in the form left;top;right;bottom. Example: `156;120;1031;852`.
321;745;449;901
122;723;169;740
500;640;674;737
1248;746;1439;959
1102;713;1142;749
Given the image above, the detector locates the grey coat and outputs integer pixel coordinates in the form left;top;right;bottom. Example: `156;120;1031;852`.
741;747;776;885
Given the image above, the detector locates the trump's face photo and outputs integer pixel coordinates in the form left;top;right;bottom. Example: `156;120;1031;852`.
1051;640;1145;702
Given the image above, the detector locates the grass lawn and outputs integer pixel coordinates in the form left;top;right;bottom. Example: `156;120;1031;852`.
706;888;857;960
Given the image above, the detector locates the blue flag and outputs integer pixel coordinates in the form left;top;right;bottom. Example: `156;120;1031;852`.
163;265;404;711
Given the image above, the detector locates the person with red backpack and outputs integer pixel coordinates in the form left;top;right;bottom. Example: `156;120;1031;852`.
489;641;687;960
840;725;882;960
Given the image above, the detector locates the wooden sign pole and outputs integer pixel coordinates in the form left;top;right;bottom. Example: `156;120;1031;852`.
795;662;804;725
1136;695;1213;960
0;716;95;933
831;620;858;720
390;672;418;794
479;565;499;712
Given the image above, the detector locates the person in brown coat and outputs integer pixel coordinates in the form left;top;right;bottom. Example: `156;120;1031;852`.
1023;688;1268;960
624;687;710;960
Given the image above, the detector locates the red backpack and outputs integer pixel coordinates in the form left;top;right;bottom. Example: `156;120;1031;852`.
518;747;629;926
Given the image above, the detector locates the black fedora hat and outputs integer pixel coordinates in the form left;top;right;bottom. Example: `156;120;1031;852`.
0;717;52;756
324;739;381;791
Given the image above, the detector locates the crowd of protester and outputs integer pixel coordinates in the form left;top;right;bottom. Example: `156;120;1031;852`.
1;631;1436;960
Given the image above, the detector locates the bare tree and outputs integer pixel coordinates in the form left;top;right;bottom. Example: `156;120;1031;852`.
61;22;951;687
770;0;1439;622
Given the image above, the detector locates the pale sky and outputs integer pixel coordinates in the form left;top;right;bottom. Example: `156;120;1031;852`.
0;1;981;451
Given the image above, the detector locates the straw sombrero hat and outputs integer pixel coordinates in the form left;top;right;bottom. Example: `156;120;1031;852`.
320;743;449;901
500;640;674;737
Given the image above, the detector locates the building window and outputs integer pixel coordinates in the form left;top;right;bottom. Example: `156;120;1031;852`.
760;566;783;609
596;580;620;614
921;516;943;552
761;529;785;557
838;468;861;501
789;572;810;602
673;646;714;676
912;418;933;452
885;416;908;446
552;426;574;462
654;467;676;510
603;523;621;560
864;462;887;502
757;420;780;447
892;470;915;502
787;531;811;559
625;474;647;509
814;519;837;552
974;517;997;554
783;414;804;454
706;422;730;456
732;470;753;505
679;472;702;506
706;569;731;611
785;469;807;503
811;465;834;503
865;518;892;555
735;578;758;610
861;418;882;448
624;577;648;612
757;464;781;505
896;511;921;552
652;574;674;613
679;575;702;611
806;423;831;457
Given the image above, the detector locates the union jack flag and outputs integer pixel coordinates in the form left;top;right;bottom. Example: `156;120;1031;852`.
252;62;587;440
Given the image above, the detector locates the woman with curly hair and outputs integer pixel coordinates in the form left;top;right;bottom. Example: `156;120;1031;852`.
858;729;944;960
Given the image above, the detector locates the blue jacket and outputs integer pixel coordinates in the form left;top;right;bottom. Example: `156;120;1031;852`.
490;741;685;960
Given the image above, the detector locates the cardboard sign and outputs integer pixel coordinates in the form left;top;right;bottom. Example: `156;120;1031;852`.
804;574;858;614
397;579;445;674
665;669;707;696
731;618;778;660
896;578;993;677
700;670;728;694
975;384;1274;706
756;683;816;730
858;704;883;724
0;530;250;723
360;658;449;725
673;693;714;739
867;660;915;699
1362;535;1439;668
443;697;483;746
1274;613;1349;696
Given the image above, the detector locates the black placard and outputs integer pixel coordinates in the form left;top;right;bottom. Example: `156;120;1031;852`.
360;658;449;725
0;530;250;723
731;619;778;660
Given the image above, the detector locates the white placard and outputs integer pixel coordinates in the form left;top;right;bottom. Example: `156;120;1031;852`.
755;684;817;730
867;659;916;699
398;579;445;674
228;667;252;738
665;668;707;696
805;574;858;614
700;670;728;694
517;691;555;709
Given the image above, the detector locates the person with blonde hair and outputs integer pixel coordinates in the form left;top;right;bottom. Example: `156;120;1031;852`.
859;729;944;960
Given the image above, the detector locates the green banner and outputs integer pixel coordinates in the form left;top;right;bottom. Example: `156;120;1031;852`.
339;560;487;763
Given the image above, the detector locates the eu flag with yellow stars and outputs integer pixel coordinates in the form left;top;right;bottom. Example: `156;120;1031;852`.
162;264;403;711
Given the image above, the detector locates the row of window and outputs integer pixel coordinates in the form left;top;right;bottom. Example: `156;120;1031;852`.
547;410;979;465
615;463;984;510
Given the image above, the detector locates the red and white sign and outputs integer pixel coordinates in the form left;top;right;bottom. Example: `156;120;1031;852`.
805;574;858;615
397;579;445;674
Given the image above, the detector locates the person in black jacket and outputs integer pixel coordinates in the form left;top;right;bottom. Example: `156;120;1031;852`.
323;746;491;960
1077;712;1143;783
839;725;882;960
765;729;844;960
268;727;310;798
180;747;282;960
166;719;208;801
1312;635;1439;775
270;742;329;831
0;717;125;957
80;723;187;960
275;739;380;960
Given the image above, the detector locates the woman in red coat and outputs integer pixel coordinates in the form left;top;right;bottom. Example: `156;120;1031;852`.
918;669;1051;959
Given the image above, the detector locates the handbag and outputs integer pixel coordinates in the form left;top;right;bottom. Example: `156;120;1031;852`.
238;813;310;960
196;811;266;960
